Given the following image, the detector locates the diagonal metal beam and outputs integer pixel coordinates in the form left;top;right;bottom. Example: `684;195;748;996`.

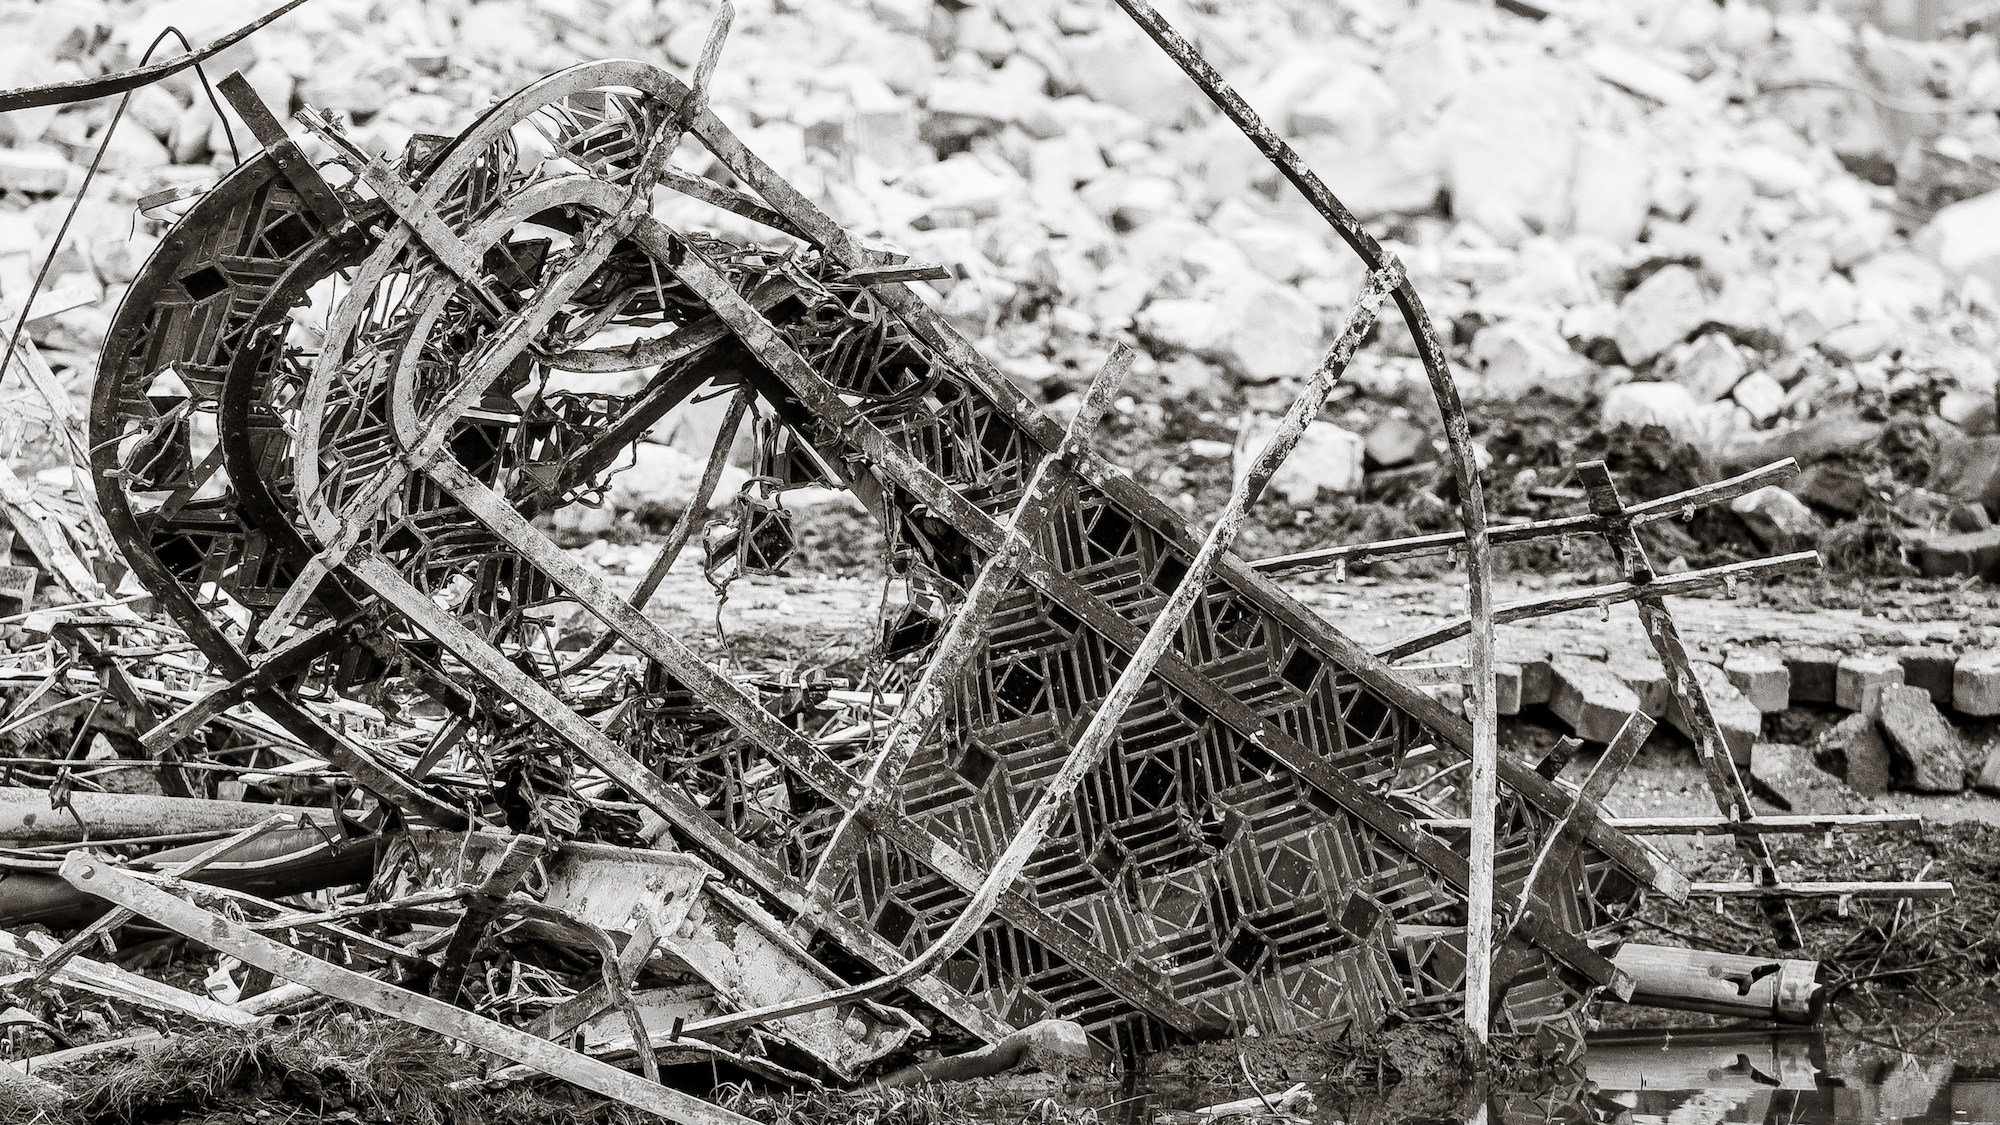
431;833;546;1005
620;224;1627;994
671;251;1443;1040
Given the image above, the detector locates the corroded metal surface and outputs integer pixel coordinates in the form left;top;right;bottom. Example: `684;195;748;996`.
90;56;1679;1061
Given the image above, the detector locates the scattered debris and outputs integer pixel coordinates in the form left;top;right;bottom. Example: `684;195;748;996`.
0;0;1989;1120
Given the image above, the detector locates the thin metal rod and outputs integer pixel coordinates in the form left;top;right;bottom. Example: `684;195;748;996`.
1252;459;1801;576
1377;552;1822;660
1104;0;1503;1049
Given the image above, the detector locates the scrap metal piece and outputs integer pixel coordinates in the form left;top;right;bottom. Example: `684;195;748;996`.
1574;461;1806;948
59;853;759;1125
32;813;298;986
431;833;546;1004
1106;0;1503;1042
407;832;922;1080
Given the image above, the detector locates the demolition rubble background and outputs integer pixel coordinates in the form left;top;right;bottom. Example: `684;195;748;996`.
6;0;2000;1117
9;0;2000;570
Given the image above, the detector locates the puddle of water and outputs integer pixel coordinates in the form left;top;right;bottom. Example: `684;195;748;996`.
1568;1027;2000;1125
1016;1023;2000;1125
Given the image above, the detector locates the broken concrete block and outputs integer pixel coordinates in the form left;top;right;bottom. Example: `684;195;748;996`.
1730;486;1819;550
1731;372;1786;426
1669;332;1748;402
1606;650;1669;718
1234;418;1364;505
1915;187;2000;294
1548;655;1641;744
1068;30;1207;127
1495;663;1523;716
1570;129;1651;245
1976;747;2000;795
1818;712;1890;796
1817;319;1897;364
1877;684;1968;793
1897;647;1958;707
1705;273;1783;349
1362;413;1430;469
1666;662;1760;766
1953;649;2000;716
1789;462;1871;518
1724;651;1791;713
1926;435;2000;513
1518;651;1555;708
1438;58;1584;238
1835;654;1903;715
1471;321;1593;401
1892;487;1990;534
1616;264;1708;365
1137;297;1225;357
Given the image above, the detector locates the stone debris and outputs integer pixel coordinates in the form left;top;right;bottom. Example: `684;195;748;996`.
1548;653;1642;744
1954;648;2000;716
1724;650;1791;714
1897;646;1958;706
1835;652;1904;715
1819;712;1892;797
0;0;1994;556
1876;684;1970;793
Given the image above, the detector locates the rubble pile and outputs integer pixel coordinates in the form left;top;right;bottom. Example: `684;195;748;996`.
5;0;2000;568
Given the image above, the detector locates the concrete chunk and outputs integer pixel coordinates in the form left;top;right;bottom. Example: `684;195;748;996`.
1494;663;1523;716
1976;747;2000;796
1616;264;1708;365
1954;649;2000;717
1906;526;2000;581
1818;713;1890;796
0;146;74;195
1548;655;1640;744
1835;654;1903;715
1730;486;1818;551
1518;651;1555;708
1877;684;1968;793
1724;651;1791;713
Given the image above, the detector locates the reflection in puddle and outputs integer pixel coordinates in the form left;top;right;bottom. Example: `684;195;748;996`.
1041;1025;2000;1125
1501;1027;2000;1125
